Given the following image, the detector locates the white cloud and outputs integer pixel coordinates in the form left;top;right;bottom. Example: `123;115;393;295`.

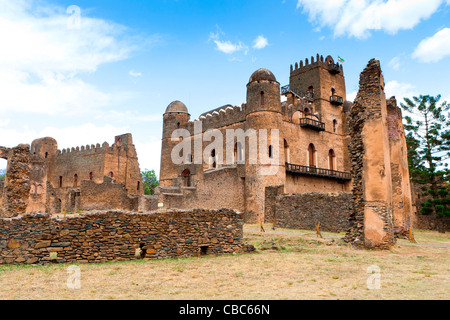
297;0;447;39
129;70;142;77
253;35;269;49
389;56;401;71
209;25;248;55
0;0;139;116
412;28;450;63
385;80;418;100
214;40;246;54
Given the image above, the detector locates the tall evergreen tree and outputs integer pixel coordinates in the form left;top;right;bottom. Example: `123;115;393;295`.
401;95;449;220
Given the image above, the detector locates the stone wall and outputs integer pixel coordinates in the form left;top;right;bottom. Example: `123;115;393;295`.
264;185;284;223
0;145;31;218
272;192;353;233
0;208;244;265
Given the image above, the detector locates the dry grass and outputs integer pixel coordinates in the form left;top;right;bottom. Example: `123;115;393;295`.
0;225;448;300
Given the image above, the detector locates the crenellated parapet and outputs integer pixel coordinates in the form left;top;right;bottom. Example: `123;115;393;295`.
290;54;344;77
186;103;247;133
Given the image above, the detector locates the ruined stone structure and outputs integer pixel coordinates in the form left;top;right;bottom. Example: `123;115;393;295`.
0;134;149;216
158;54;414;249
0;208;245;265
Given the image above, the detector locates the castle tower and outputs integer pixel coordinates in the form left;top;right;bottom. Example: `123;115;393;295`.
31;137;58;160
160;101;191;187
244;69;285;223
286;54;347;135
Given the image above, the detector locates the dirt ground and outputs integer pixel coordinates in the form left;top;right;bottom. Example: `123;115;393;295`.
0;225;448;300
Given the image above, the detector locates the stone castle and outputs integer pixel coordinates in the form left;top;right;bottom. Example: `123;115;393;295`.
0;133;153;216
0;54;417;259
156;54;415;249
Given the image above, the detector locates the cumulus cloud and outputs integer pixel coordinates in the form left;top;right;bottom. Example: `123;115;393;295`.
413;28;450;63
0;0;139;116
253;35;269;49
209;25;248;55
385;80;419;100
296;0;447;39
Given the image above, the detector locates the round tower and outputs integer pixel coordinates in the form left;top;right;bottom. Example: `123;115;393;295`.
244;69;285;223
30;137;58;160
160;101;191;187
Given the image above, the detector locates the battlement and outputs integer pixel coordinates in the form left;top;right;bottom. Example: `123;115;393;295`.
290;54;344;76
187;103;247;133
55;138;133;159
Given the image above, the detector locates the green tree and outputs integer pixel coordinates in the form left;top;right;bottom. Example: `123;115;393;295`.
141;169;159;195
401;95;450;219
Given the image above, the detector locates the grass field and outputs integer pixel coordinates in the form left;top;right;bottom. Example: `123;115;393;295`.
0;225;448;300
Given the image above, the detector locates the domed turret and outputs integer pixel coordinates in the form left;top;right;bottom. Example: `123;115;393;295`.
249;68;277;83
165;101;189;114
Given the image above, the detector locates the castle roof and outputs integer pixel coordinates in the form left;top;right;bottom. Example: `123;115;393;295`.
249;68;277;83
165;101;189;114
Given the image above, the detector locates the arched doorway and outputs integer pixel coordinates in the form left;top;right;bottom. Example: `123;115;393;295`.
329;149;336;172
73;174;78;187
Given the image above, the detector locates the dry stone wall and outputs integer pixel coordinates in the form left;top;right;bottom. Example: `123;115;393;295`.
273;192;353;233
0;208;245;265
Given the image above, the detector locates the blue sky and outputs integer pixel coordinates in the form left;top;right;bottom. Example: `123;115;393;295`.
0;0;449;174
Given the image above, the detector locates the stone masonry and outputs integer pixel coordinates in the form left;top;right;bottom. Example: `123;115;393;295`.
0;208;245;265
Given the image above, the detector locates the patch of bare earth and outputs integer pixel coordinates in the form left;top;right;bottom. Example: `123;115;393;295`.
0;225;448;300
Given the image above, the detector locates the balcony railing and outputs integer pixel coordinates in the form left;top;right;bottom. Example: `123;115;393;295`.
328;63;341;74
285;163;352;182
281;85;314;102
330;95;344;106
299;118;325;132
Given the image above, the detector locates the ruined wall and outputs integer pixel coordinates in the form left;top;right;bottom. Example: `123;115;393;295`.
345;59;395;249
386;97;415;231
272;192;353;233
0;145;31;217
80;177;139;211
0;208;245;265
45;134;143;195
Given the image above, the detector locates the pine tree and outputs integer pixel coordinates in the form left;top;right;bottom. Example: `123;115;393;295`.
401;95;449;221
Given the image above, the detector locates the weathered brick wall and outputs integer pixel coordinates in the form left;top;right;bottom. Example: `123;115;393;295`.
0;208;244;265
264;185;284;223
273;192;353;233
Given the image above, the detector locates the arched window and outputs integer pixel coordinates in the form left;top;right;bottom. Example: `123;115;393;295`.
59;176;63;188
260;91;265;105
333;119;338;133
331;87;336;96
308;86;314;94
182;169;191;187
89;172;94;180
308;144;316;168
329;149;336;172
304;107;311;116
73;174;78;187
137;181;141;191
211;149;217;168
284;139;290;164
109;171;114;178
234;142;243;164
45;152;48;159
268;145;274;159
